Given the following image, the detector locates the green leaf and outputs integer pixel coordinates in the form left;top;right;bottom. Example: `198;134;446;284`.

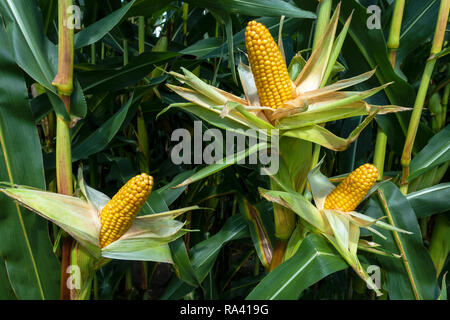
0;0;87;119
246;234;347;299
181;38;224;57
72;93;135;162
175;142;268;188
205;17;298;59
186;0;316;19
0;0;54;93
338;0;415;108
408;125;450;182
223;13;237;84
428;215;450;279
0;258;16;299
397;0;441;65
337;0;415;146
78;52;178;93
169;238;199;287
125;0;173;18
406;183;450;219
0;39;60;299
161;214;249;299
191;215;249;282
364;182;438;300
101;240;173;264
74;0;136;49
160;102;254;133
438;273;447;300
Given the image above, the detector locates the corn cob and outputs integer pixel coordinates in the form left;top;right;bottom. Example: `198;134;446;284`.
245;20;293;109
324;164;378;212
99;173;154;248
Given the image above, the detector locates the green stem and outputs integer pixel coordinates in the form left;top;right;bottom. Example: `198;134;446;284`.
137;107;150;173
101;42;105;60
401;61;437;193
90;43;96;64
56;115;73;196
52;0;74;96
138;16;145;54
53;0;74;300
400;0;450;194
137;16;150;173
374;0;405;180
387;0;405;66
312;0;332;51
182;3;189;45
373;127;387;180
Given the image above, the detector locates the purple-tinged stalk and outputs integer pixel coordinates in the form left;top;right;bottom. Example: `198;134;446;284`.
52;0;74;300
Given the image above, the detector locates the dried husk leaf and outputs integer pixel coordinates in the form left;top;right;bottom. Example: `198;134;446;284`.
294;3;341;93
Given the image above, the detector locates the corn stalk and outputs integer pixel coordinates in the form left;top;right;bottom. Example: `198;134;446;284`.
137;16;150;174
51;0;74;300
270;0;334;270
374;0;405;180
400;0;450;194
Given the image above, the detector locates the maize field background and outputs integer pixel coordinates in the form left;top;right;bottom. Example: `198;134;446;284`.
0;0;449;301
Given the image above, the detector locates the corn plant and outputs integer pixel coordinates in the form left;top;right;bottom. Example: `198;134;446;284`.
0;0;448;301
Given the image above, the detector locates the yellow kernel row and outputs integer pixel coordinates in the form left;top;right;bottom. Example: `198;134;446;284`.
99;173;154;248
324;164;378;212
245;20;293;109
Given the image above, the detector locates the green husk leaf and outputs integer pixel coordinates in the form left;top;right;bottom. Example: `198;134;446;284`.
347;211;413;234
258;188;327;233
281;109;377;151
78;168;110;212
179;67;227;104
324;210;350;251
0;187;101;257
101;239;174;264
307;158;335;209
159;103;254;133
320;11;353;86
288;53;307;82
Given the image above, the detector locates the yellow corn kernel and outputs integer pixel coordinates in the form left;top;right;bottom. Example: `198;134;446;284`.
245;20;293;109
99;173;154;248
324;164;378;212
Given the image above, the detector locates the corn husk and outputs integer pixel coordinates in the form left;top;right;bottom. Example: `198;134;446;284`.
0;170;199;264
259;159;412;296
163;10;409;153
